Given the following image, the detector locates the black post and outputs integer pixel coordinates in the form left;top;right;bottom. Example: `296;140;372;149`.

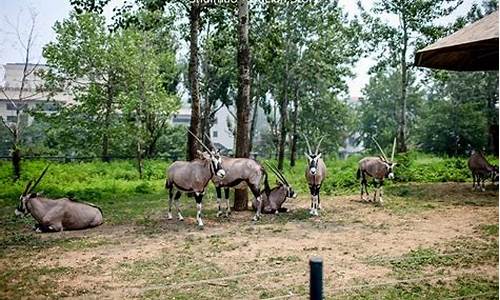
309;256;323;300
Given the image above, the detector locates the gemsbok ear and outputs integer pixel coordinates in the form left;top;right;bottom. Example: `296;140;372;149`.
304;152;311;159
317;153;322;159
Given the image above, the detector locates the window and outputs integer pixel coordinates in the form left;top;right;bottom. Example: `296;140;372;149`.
6;102;17;110
212;131;218;138
6;116;17;123
172;115;191;124
42;102;58;112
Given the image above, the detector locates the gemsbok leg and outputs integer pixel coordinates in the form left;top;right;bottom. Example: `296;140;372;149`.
174;191;183;221
309;185;319;216
216;187;223;217
195;193;204;227
317;184;322;210
167;187;174;220
224;188;231;217
378;181;384;204
250;185;262;221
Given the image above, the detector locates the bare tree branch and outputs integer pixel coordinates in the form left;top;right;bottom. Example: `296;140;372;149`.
0;116;15;136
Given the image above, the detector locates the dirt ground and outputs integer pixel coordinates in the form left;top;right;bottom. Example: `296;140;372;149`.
0;183;498;299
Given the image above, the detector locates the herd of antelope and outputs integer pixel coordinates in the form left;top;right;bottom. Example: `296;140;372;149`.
14;131;499;231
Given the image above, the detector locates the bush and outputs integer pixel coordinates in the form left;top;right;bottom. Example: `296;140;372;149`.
0;152;496;205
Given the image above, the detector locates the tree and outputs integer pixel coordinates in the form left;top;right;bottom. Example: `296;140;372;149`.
233;0;251;211
199;8;237;145
359;68;423;152
421;0;499;155
417;71;498;155
42;12;121;161
359;0;462;152
113;29;180;177
42;10;180;170
252;1;361;169
0;9;40;180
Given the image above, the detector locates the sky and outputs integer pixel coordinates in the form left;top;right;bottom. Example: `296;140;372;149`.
0;0;479;98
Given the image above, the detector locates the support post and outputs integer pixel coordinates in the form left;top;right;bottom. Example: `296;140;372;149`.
309;256;323;300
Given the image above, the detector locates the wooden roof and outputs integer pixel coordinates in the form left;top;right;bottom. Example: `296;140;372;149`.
414;10;499;71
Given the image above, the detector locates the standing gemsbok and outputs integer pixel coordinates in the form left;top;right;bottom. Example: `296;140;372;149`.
165;130;225;228
357;137;397;204
15;165;103;232
204;136;270;221
303;134;327;216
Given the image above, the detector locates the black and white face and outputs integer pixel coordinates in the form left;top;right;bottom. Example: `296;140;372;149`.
200;151;225;178
286;185;298;199
15;194;30;217
211;152;225;179
385;162;396;179
305;153;322;176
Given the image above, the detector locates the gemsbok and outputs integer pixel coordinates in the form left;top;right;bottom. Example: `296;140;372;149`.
205;136;270;221
468;150;499;191
251;162;297;214
357;137;397;204
15;166;103;232
303;134;327;216
165;130;226;228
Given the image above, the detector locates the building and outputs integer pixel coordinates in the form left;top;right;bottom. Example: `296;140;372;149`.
0;63;73;125
171;103;269;153
171;104;236;151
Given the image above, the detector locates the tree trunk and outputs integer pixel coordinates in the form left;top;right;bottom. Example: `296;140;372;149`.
136;140;143;179
397;18;408;153
289;89;299;167
277;61;289;171
102;77;113;162
234;0;251;211
249;95;259;153
187;4;201;161
12;144;21;181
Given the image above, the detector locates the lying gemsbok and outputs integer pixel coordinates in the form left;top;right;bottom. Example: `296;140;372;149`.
15;166;103;232
303;134;327;216
165;130;225;228
251;162;297;214
468;150;499;191
357;137;397;205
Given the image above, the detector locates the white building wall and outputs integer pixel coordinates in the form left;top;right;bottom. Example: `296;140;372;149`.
210;105;234;150
0;63;74;124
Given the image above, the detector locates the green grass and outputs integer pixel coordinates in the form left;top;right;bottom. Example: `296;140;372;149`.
338;275;498;300
366;236;498;274
0;264;77;299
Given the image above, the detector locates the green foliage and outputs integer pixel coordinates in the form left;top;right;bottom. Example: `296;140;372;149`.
358;69;424;150
417;71;498;155
0;160;166;203
40;11;180;161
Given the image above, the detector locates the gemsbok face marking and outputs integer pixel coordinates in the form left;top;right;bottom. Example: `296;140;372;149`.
357;137;397;205
303;134;327;216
